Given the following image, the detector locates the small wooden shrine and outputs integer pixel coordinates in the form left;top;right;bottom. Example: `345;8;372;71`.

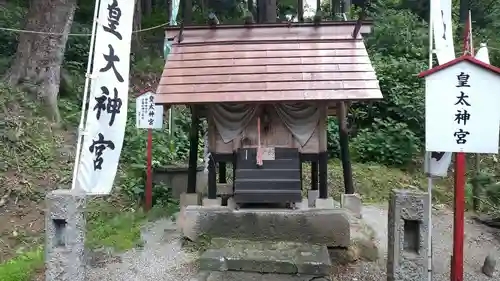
155;19;382;206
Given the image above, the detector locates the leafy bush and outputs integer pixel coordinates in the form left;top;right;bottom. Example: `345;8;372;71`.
350;118;421;166
326;117;340;158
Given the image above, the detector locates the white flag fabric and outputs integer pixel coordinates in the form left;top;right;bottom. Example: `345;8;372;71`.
170;0;180;26
431;0;455;64
425;0;455;177
475;43;490;64
425;152;453;177
75;0;136;194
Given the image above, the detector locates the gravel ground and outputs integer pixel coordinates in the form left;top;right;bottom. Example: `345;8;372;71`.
333;205;500;281
87;218;199;281
87;206;500;281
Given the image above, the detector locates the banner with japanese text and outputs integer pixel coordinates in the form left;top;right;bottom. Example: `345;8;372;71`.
431;0;455;64
75;0;135;194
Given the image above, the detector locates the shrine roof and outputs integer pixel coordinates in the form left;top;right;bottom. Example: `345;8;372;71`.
155;22;383;104
418;55;500;78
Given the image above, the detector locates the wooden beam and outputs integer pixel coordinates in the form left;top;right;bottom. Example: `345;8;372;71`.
318;152;328;199
337;101;354;194
352;0;369;38
311;161;318;190
187;106;199;193
218;162;227;183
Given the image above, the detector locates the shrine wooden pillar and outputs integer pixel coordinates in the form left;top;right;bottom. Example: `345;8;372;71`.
338;102;354;194
318;105;328;199
311;161;318;191
187;106;199;194
208;157;217;199
298;0;304;22
318;153;328;198
218;163;227;184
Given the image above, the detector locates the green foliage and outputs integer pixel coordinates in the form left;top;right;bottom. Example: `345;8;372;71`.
326;117;340;158
330;3;428;166
0;248;43;281
0;84;73;186
302;160;451;204
0;3;25;71
351;118;420;166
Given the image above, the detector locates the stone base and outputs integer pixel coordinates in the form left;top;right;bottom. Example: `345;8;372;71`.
203;197;223;207
180;193;201;208
307;190;319;207
227;197;238;210
181;205;350;247
341;194;362;219
199;238;332;276
315;198;339;209
329;214;380;264
192;271;331;281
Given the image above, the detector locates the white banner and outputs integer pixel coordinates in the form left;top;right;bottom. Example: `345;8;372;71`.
431;0;455;64
136;91;164;129
75;0;136;194
475;43;490;64
425;151;452;177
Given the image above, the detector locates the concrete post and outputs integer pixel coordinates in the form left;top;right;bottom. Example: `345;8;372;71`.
45;189;87;281
387;189;429;281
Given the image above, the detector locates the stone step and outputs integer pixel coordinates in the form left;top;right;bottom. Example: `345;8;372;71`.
199;238;333;276
191;271;331;281
180;206;351;247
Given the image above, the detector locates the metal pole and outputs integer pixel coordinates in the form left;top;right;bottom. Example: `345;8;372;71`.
71;0;102;190
427;1;434;279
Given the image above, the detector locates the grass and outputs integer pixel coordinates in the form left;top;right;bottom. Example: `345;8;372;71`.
0;248;43;281
0;199;179;281
86;199;179;251
302;160;453;205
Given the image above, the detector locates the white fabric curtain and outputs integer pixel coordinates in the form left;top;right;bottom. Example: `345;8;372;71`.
209;103;320;147
274;103;320;146
210;104;259;143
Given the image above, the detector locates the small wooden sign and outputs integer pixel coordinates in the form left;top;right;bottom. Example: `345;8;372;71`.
261;147;275;161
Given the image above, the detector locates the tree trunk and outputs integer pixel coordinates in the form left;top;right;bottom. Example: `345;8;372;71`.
264;0;276;23
6;0;77;123
142;0;152;16
184;0;193;24
133;0;142;50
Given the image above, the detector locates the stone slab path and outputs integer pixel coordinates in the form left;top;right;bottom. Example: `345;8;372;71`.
87;205;500;281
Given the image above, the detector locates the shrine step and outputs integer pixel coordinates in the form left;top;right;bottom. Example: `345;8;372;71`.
233;179;302;204
180;206;351;247
191;271;331;281
199;238;333;276
235;169;301;180
236;159;300;170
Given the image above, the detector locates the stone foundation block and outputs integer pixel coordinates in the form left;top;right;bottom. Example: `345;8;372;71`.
341;193;362;218
192;271;331;281
202;197;222;207
227;197;238;210
180;193;201;208
199;238;332;276
307;190;319;207
315;197;338;209
181;206;350;247
45;189;87;281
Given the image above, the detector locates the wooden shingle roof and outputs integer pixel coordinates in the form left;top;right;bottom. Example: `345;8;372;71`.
155;22;382;104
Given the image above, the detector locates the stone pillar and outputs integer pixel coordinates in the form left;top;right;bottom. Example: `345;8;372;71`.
45;189;87;281
387;189;430;281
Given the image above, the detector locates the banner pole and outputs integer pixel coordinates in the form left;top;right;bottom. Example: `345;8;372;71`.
71;0;102;190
